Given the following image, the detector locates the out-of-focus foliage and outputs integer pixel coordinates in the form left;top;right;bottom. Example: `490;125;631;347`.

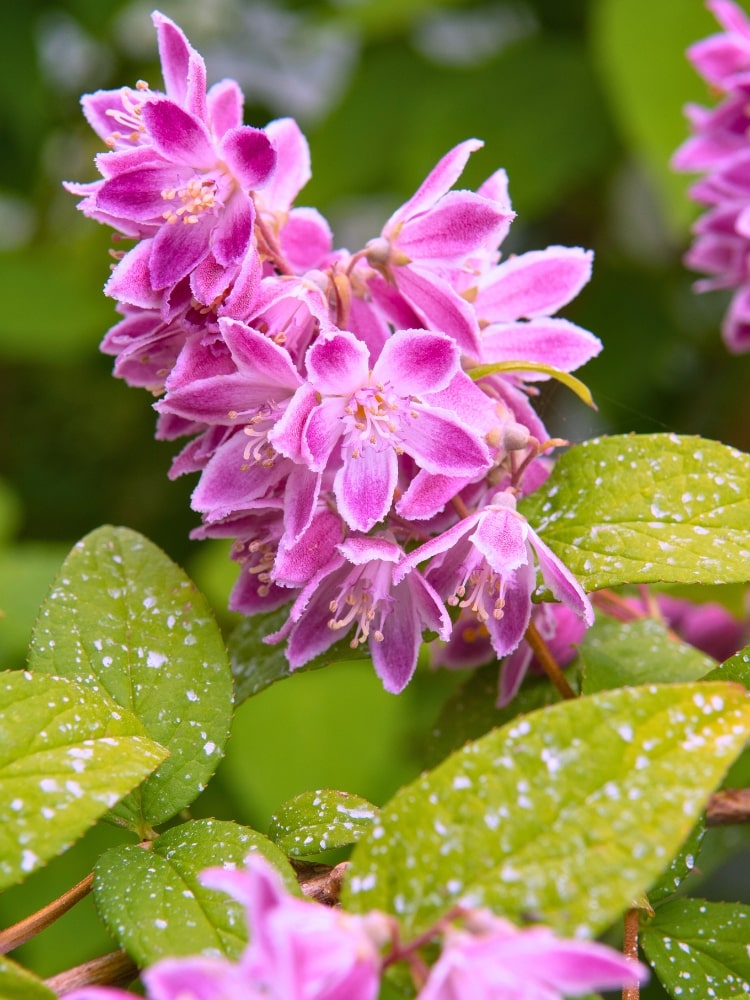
2;0;750;977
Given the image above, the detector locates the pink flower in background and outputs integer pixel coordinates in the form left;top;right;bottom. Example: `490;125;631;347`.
673;0;750;351
65;11;276;299
418;910;647;1000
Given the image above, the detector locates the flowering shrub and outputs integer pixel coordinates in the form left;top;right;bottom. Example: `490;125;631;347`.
1;6;750;1000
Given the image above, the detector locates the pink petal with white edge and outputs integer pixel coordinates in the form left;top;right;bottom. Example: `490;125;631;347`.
396;191;512;263
281;207;333;271
96;166;182;222
81;88;143;145
469;507;529;575
141;100;215;168
477;246;593;322
207;79;243;138
371;582;422;693
530;528;593;624
221;126;277;189
396;265;482;357
302;397;347;470
338;535;402;565
373;329;458;396
275;507;341;586
398;406;490;477
481;317;602;372
152;11;204;111
385;139;483;229
149;212;213;289
396;470;474;521
282;463;321;545
268;383;319;463
485;560;536;658
264;117;312;210
307;330;369;395
334;445;397;531
220;249;262;317
191;434;287;519
212;191;254;266
104;240;162;308
220;318;302;389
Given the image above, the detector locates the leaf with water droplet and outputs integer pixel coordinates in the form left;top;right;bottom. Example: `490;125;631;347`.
343;682;750;939
0;671;167;891
28;526;233;832
269;789;379;856
427;666;561;769
520;434;750;590
647;818;705;906
0;955;56;999
641;898;750;998
94;818;298;966
580;617;715;694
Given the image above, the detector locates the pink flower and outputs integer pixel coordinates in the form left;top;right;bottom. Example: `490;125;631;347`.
270;328;492;533
418;910;647;1000
64;857;386;1000
202;855;385;1000
266;535;451;693
65;11;276;298
398;491;593;663
673;0;750;351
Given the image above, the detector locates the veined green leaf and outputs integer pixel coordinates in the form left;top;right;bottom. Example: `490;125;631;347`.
344;682;750;939
521;434;750;591
0;671;167;891
29;526;233;831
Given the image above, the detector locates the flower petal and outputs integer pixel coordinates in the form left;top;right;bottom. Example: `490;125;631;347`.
373;330;459;396
385;139;483;229
334;446;397;531
141;99;215;168
476;246;593;322
221;126;277;190
307;330;369;395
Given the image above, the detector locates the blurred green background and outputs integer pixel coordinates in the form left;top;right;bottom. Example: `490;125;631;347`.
1;0;749;987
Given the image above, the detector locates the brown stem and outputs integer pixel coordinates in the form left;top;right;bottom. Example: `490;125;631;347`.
45;950;137;996
706;788;750;826
524;619;576;700
622;907;641;1000
294;860;351;906
0;874;94;956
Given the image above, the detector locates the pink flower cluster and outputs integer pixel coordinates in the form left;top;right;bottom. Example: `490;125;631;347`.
673;0;750;352
66;11;599;695
65;855;646;1000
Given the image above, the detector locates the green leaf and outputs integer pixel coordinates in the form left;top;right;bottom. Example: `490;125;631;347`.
520;434;750;591
469;361;596;409
228;605;367;705
580;617;716;694
641;899;750;998
427;666;561;769
648;818;705;905
0;955;56;1000
269;789;379;857
29;526;233;831
0;671;167;891
94;819;297;966
343;682;750;938
706;645;750;689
